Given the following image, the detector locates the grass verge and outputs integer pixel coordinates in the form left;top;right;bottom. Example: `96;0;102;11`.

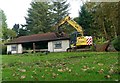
2;52;119;81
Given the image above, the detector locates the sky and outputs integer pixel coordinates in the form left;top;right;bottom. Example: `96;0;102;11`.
0;0;87;28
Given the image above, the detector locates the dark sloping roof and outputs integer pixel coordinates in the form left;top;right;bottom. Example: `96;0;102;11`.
5;32;69;45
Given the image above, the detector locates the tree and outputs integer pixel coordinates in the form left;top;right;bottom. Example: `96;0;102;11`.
0;10;17;41
25;2;53;34
75;5;93;36
6;28;17;40
51;0;71;33
12;24;20;36
12;24;29;37
25;0;70;34
0;10;7;39
51;0;69;24
18;27;30;36
83;2;118;40
0;11;2;39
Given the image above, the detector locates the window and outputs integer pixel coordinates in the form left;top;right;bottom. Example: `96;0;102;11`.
11;45;17;51
54;41;62;49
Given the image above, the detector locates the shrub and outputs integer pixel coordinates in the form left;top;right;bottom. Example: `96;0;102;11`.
112;36;120;51
94;37;106;44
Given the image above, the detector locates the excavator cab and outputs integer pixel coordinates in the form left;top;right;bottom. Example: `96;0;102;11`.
70;31;78;45
70;31;88;48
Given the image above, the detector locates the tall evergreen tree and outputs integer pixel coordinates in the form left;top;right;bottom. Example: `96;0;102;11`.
51;0;69;24
0;10;2;39
51;0;70;33
0;10;17;40
0;10;7;39
25;0;70;34
76;5;93;36
25;2;53;34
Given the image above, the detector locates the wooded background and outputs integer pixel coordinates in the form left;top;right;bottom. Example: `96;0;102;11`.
1;1;120;53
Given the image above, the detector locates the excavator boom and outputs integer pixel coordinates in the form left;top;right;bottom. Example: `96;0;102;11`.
67;19;83;36
55;16;83;36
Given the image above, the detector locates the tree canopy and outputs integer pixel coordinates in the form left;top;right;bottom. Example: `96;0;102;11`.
0;10;7;39
25;2;52;34
25;0;70;34
76;2;119;41
74;5;93;36
0;10;17;40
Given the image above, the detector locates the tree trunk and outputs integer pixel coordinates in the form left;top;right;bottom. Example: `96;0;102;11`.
103;22;108;40
114;26;117;38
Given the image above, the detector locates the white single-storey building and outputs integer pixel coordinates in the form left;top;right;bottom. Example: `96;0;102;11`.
5;32;70;54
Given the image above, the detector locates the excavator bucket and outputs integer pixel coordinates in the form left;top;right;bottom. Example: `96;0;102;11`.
95;40;110;52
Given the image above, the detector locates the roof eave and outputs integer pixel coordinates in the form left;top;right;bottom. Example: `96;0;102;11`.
5;37;70;45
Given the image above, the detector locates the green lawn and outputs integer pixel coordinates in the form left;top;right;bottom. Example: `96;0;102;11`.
2;52;119;81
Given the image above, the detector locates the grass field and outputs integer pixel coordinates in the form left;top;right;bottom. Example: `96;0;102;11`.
2;52;119;81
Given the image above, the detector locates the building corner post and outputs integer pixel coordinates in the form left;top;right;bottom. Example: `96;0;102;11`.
33;43;35;53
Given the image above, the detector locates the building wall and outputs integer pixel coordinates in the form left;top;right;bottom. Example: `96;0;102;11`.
48;40;70;52
17;44;23;53
48;42;54;52
7;40;69;54
7;44;23;54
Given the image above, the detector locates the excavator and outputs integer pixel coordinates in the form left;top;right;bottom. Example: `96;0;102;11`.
54;16;93;51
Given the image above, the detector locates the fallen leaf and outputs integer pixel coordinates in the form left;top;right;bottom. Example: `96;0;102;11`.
58;69;64;72
98;63;104;66
109;68;114;74
12;73;16;76
68;69;71;73
31;75;33;78
20;75;26;79
19;69;26;72
41;75;45;79
98;69;104;74
81;68;87;72
52;73;56;77
104;75;111;79
91;67;95;70
52;72;58;78
66;67;69;71
115;79;118;81
32;70;37;75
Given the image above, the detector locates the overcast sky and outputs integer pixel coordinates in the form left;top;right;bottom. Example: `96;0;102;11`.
0;0;87;28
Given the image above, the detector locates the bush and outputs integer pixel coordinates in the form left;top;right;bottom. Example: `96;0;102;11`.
2;45;7;54
94;37;106;44
112;36;120;51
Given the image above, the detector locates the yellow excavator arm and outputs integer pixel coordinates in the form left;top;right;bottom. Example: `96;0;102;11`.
55;16;84;36
67;19;83;36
